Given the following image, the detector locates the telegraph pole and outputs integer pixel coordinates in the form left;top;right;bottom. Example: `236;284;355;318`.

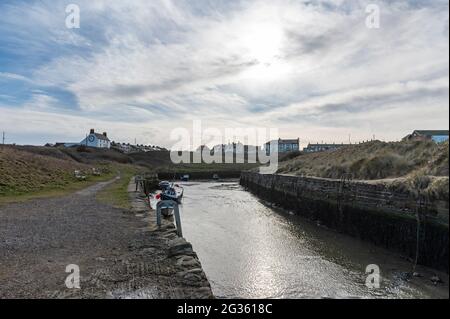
2;131;4;145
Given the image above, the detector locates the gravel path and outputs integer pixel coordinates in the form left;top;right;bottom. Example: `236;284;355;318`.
0;177;213;299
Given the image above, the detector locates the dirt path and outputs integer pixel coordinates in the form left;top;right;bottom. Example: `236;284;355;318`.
0;177;212;299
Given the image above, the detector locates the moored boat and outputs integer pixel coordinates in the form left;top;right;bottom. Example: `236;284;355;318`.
159;181;171;191
161;185;184;203
149;192;177;216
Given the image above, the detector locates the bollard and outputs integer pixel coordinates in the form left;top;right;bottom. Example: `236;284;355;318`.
156;200;183;237
173;204;183;238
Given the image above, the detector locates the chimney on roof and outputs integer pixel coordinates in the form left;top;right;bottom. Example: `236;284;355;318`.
103;132;107;137
90;129;95;134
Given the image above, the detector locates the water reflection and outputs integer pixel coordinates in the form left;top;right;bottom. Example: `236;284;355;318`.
181;182;448;299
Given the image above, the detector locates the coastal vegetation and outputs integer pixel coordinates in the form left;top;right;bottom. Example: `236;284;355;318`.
96;166;138;210
2;140;448;204
277;140;449;200
277;140;448;180
0;144;255;204
0;145;133;204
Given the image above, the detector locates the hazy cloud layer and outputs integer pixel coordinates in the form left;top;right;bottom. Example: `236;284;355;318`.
0;0;448;147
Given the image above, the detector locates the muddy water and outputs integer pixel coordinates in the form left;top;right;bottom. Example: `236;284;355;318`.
180;182;448;299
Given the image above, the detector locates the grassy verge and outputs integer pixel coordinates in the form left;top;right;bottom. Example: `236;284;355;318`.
0;170;117;206
96;166;139;210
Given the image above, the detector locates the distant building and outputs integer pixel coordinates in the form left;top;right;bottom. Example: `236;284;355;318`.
265;138;300;155
303;143;350;153
403;130;449;143
211;142;259;154
212;143;239;154
111;142;165;153
79;129;111;149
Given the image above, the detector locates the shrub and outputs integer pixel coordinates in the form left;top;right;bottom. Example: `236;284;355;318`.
76;145;92;153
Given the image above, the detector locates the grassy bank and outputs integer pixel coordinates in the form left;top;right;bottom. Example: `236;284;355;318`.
276;140;449;201
0;171;117;205
96;166;138;210
278;140;449;179
0;145;137;205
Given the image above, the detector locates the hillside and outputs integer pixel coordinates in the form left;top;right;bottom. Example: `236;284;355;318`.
276;140;449;201
0;144;257;200
277;140;449;179
0;146;92;196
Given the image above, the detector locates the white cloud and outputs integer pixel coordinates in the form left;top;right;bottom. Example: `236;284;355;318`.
0;0;448;147
0;72;33;83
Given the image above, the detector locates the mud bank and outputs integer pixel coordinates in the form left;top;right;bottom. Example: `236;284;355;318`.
240;172;449;273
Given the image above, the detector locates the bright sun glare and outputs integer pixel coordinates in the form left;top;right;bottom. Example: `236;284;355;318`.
245;23;284;63
239;22;291;82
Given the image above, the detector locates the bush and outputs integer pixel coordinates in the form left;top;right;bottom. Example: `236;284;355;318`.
279;151;302;162
76;145;92;153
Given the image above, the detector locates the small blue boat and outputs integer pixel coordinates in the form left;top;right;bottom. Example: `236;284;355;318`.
161;185;184;203
159;181;171;191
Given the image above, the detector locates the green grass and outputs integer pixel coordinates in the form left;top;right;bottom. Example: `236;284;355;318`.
96;166;138;210
0;145;145;206
0;170;117;206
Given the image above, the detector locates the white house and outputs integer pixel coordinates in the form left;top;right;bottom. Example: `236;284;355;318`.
79;129;111;149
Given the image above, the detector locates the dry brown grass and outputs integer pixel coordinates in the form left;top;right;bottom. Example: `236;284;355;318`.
277;140;449;201
384;173;449;201
278;140;449;181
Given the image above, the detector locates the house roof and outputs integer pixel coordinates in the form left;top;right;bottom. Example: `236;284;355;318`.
279;139;299;144
413;130;449;136
266;139;300;145
93;133;110;141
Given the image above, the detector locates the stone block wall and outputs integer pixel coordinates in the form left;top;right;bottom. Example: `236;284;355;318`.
240;172;449;272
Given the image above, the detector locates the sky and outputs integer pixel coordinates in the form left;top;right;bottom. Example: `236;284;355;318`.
0;0;448;149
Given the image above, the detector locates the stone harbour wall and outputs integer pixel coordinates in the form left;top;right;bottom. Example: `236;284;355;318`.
157;171;242;180
129;178;214;299
240;172;449;273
